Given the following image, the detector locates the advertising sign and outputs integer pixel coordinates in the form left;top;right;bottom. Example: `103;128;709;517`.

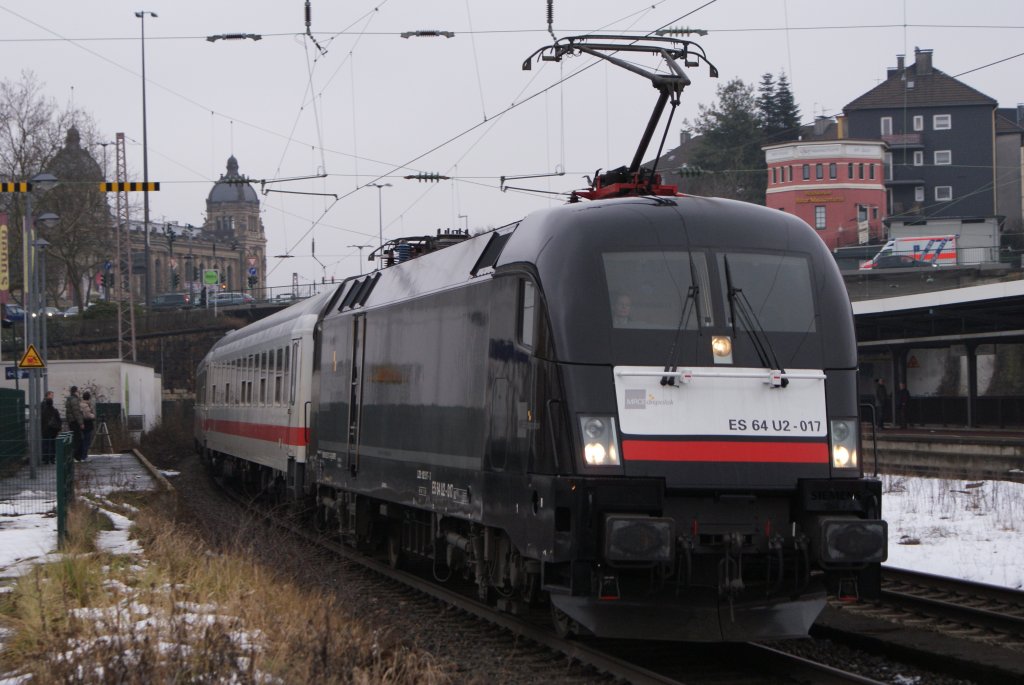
0;216;8;292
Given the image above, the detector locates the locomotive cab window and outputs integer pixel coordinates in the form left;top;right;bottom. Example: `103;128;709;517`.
603;251;712;330
518;279;536;348
717;252;815;333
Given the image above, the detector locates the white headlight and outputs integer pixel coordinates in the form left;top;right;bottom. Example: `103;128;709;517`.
830;419;859;470
579;416;621;467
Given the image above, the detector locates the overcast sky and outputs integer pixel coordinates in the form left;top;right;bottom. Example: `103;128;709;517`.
1;1;1022;287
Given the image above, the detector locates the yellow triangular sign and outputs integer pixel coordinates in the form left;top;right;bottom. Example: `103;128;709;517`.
18;344;45;369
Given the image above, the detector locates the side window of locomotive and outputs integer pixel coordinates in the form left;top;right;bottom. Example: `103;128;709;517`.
518;279;536;349
716;252;816;333
602;251;712;329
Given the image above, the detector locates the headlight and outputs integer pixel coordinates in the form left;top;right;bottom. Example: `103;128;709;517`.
580;416;620;466
830;418;859;470
711;335;733;364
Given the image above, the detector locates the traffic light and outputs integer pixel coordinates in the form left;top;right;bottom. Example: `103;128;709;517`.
193;267;200;280
172;272;180;287
247;275;257;288
101;273;109;287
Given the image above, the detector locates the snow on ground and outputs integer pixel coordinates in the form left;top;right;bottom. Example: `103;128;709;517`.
1;475;1022;589
881;474;1024;589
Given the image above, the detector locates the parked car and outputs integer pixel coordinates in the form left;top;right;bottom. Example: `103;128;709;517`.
150;292;192;310
43;306;62;318
209;291;254;306
4;304;25;322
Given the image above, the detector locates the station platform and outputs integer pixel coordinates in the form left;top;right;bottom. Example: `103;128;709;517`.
860;424;1024;481
73;451;170;496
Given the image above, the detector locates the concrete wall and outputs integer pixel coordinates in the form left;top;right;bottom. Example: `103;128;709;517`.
0;360;163;432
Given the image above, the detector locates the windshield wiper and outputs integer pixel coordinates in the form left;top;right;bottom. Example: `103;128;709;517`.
723;255;788;387
661;255;701;386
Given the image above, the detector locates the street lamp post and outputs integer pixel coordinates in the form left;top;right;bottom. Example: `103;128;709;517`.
458;214;469;232
22;173;58;479
348;244;372;274
367;183;392;257
32;235;53;396
136;10;157;308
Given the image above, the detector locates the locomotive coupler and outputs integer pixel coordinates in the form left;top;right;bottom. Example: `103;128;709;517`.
793;532;811;592
717;532;746;598
766;533;785;595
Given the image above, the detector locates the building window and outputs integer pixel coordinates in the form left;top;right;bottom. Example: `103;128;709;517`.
884;153;893;180
935;186;953;201
814;205;826;229
872;207;878;219
802;164;810;180
857;205;868;222
913;115;924;131
934;150;952;165
869;164;875;180
881;116;893;135
815;163;823;180
913;151;923;166
771;167;777;184
858;163;865;179
915;186;925;202
933;114;951;130
829;163;837;179
788;165;793;182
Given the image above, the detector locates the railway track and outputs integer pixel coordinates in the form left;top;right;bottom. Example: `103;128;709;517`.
881;567;1024;644
210;477;909;684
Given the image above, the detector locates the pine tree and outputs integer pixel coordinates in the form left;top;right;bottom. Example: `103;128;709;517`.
770;73;801;141
685;78;767;204
756;73;776;131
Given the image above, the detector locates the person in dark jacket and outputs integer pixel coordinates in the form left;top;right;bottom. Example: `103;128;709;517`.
896;382;911;429
65;386;86;461
874;378;888;429
81;391;97;458
41;390;62;464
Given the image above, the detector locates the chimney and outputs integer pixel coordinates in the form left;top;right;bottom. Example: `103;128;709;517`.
914;47;933;76
680;130;692;146
814;116;830;137
888;54;905;79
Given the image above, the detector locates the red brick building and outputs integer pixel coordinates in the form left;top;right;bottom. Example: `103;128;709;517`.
763;120;888;250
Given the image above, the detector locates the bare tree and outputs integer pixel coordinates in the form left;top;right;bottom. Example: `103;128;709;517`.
0;70;111;307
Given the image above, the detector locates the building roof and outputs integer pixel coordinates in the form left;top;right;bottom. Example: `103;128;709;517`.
996;108;1024;135
207;155;259;204
844;51;996;112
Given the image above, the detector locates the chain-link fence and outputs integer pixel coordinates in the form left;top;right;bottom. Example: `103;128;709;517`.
0;389;73;546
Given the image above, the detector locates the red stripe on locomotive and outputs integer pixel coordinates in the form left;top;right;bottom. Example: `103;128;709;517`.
622;439;828;463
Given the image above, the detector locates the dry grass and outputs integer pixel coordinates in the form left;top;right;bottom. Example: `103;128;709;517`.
0;491;452;684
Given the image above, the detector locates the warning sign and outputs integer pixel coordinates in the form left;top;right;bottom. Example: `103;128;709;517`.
18;344;45;369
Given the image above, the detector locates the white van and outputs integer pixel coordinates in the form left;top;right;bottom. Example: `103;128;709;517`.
859;235;957;270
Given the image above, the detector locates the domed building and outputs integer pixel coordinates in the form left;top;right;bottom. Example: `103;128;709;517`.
200;155;267;292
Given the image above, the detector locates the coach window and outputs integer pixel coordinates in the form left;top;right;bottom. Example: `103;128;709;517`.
260;351;268;404
275;348;283;404
289;342;298;405
519;280;536;349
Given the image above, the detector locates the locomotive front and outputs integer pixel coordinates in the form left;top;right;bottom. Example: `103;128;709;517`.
505;196;887;641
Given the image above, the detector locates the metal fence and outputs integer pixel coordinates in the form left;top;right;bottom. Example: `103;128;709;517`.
0;388;73;546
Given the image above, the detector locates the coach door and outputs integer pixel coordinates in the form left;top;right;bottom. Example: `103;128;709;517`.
347;314;367;474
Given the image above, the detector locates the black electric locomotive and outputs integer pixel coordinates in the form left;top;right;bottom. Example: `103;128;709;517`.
306;193;886;641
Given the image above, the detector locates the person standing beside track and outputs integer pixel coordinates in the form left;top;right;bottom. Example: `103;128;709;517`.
875;378;888;429
40;391;62;464
896;382;910;429
64;385;86;462
81;391;96;458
